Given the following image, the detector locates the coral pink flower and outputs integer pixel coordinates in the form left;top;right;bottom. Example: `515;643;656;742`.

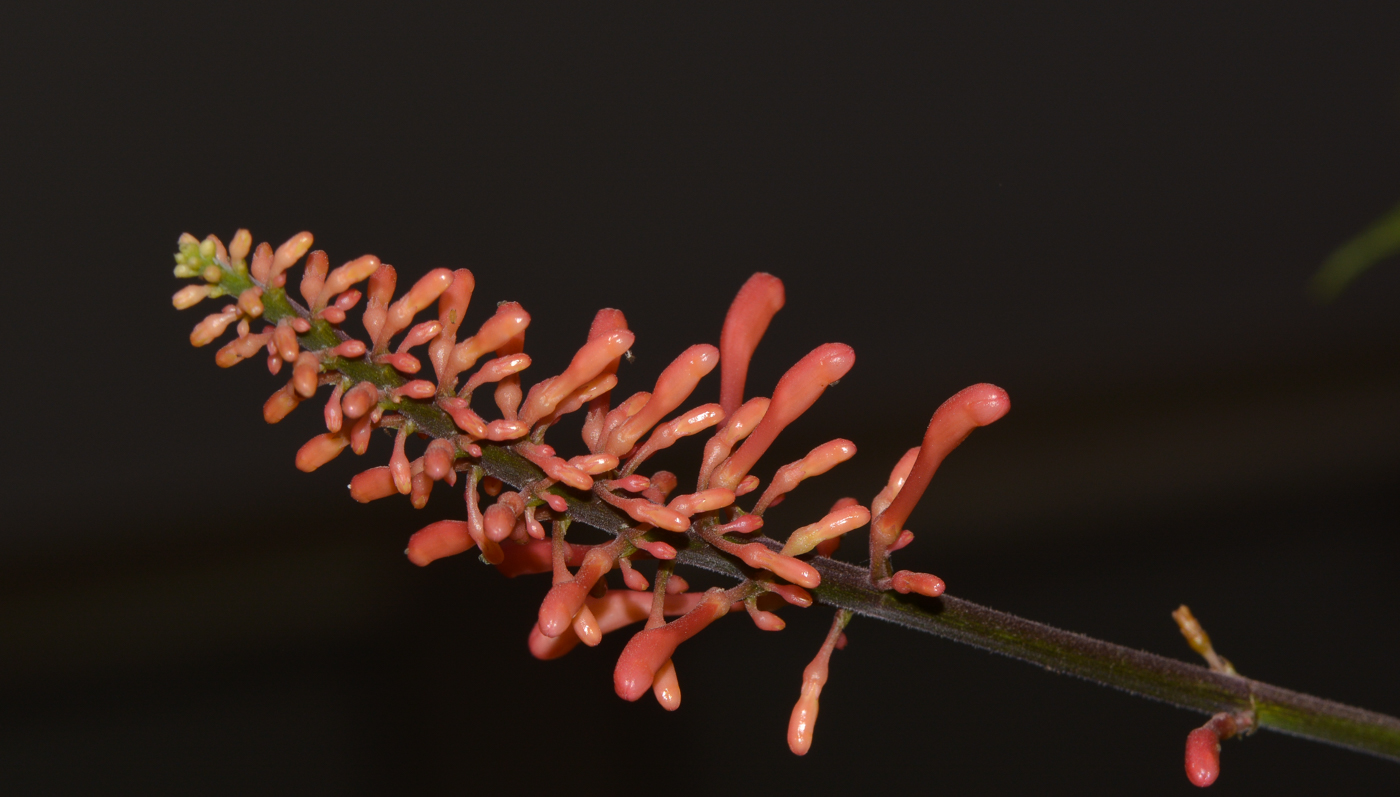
719;273;785;419
712;343;855;491
870;383;1010;567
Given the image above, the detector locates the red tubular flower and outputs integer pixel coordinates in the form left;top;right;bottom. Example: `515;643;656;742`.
422;438;457;481
869;383;1010;574
299;250;329;306
313;255;380;311
323;382;344;433
1184;712;1251;788
698;397;768;488
604;344;719;457
395;320;442;354
780;503;870;557
442;302;532;392
349;466;396;503
719;272;785;420
538;547;620;638
190;307;240;347
406;519;475;566
249;241;274;283
613;589;731;702
622;403;725;475
461;354;532;400
228;229;251;264
529;590;705;661
215;328;273;368
427;268;475;382
269;231;314;284
362;264;397;350
788;610;852;755
292;352;319;398
752;438;856;515
381;268;454;348
262;382;301;423
517;328;635;426
575;309;628;446
711;343;855;492
296;432;349;472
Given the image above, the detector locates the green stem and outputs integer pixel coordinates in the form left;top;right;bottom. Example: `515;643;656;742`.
207;258;1400;764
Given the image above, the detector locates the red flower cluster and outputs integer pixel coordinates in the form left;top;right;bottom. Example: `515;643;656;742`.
173;229;1010;755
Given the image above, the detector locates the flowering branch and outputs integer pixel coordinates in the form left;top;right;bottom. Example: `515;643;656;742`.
171;230;1400;787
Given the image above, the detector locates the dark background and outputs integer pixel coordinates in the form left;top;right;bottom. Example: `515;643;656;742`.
3;2;1399;794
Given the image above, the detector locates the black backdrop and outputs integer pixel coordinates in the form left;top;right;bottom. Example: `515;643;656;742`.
3;3;1399;794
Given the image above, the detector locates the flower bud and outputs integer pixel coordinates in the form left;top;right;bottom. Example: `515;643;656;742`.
428;269;475;380
272;320;299;362
314;256;380;310
341;382;380;420
443;302;531;391
172;284;211;309
781;503;871;557
623;403;724;474
382;268;454;346
229;229;252;263
461;354;532;398
423;438;457;481
249;242;274;283
605;344;718;457
350;466;396;502
296;432;349;472
190;308;240;347
667;488;736;518
390;426;412;494
292;352;320;398
362;264;397;349
405;519;475;566
263;382;301;423
614;590;729;702
652;658;681;710
754;438;856;515
269;231;314;283
890;570;945;598
395;320;443;354
518;329;636;426
712;343;854;491
392;380;437;401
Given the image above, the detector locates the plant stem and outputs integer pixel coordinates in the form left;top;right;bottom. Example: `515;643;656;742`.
235;267;1400;765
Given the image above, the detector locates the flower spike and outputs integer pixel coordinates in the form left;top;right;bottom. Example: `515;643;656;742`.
176;228;1350;785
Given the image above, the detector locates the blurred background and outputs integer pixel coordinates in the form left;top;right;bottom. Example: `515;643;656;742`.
3;2;1398;793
